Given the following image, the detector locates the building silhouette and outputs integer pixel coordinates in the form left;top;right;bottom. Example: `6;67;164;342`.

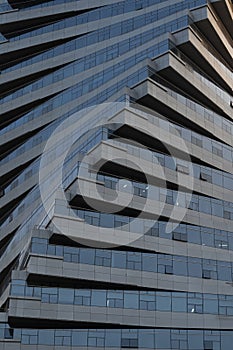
0;0;233;349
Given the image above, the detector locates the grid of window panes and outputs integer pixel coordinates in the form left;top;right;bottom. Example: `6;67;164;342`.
4;116;233;241
31;237;233;282
60;209;233;250
10;279;233;316
1;324;233;349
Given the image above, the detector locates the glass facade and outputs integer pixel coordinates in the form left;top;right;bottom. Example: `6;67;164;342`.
1;324;233;349
0;0;233;349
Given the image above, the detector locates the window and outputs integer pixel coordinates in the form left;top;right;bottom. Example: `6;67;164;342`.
202;270;211;279
212;146;223;157
173;232;187;242
127;252;141;270
58;289;74;304
92;291;106;307
215;240;228;249
203;297;218;315
200;172;212;183
134;186;147;198
188;333;203;349
4;328;13;339
223;211;231;220
85;215;99;226
147;227;159;237
157;293;171;311
38;330;54;345
156;155;165;166
172;293;187;312
166;192;174;205
112;252;126;269
204;340;213;350
191;135;203;147
124;292;139;309
104;178;116;189
165;265;173;274
217;262;231;281
155;329;171;348
107;291;123;308
173;256;187;276
135;0;143;10
80;249;94;264
223;175;233;190
188;200;198;211
188;259;202;277
75;290;91;306
121;338;138;348
142;255;157;272
188;304;202;313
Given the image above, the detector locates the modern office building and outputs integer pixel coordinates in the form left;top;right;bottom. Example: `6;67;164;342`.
0;0;233;349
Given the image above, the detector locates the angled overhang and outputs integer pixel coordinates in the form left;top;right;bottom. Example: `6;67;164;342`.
173;27;233;94
210;0;233;38
151;52;232;119
190;4;233;68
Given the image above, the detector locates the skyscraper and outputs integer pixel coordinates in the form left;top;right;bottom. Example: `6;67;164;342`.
0;0;233;348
